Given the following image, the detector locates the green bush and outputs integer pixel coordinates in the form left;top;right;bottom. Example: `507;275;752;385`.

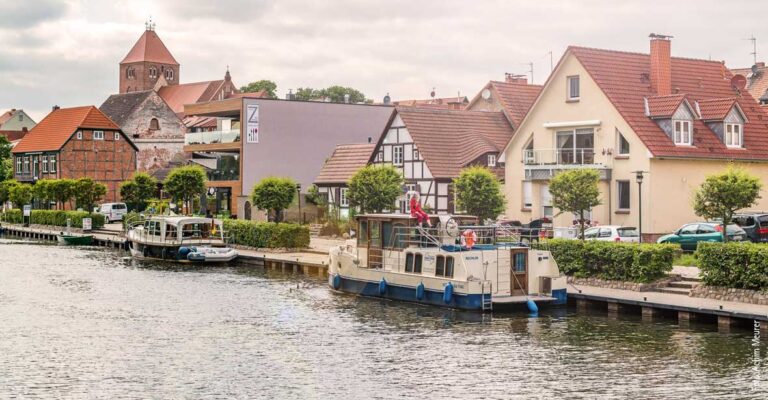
696;242;768;291
223;219;310;249
0;209;104;229
538;239;676;283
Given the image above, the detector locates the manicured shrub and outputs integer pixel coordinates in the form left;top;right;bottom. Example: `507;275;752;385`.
223;219;310;249
538;239;676;283
0;209;104;229
696;242;768;291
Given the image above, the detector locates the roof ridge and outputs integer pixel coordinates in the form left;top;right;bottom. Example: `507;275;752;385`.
396;106;504;116
569;45;726;64
489;80;543;88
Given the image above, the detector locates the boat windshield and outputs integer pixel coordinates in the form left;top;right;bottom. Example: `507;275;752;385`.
181;222;213;239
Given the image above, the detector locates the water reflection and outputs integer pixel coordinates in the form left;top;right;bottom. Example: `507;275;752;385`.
0;239;766;399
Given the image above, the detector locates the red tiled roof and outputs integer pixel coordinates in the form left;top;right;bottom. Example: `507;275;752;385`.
396;107;514;178
13;106;120;153
645;94;686;118
0;110;14;125
697;98;737;121
570;46;768;160
120;29;179;65
488;81;542;126
158;81;222;114
392;96;468;110
228;90;268;99
0;130;27;142
732;63;768;104
315;144;376;184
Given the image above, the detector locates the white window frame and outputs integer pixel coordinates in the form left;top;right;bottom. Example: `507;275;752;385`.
487;154;497;167
76;130;83;140
725;123;742;148
393;145;404;166
42;155;48;173
616;129;630;156
673;120;692;146
114;132;120;141
93;130;104;140
49;155;57;172
567;75;580;101
340;188;349;207
23;156;29;172
16;157;21;173
617;180;631;210
165;68;174;80
522;181;532;209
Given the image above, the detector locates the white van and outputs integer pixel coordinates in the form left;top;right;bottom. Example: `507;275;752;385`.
99;203;128;222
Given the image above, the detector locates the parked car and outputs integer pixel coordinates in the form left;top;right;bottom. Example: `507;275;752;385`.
98;202;128;222
582;225;640;242
494;218;552;243
730;212;768;243
656;222;747;251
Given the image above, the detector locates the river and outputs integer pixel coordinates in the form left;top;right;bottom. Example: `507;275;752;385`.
0;239;766;399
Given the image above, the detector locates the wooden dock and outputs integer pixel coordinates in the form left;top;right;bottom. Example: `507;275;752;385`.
0;223;330;277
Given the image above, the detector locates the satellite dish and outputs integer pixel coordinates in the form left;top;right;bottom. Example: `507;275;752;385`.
481;88;492;100
731;74;747;91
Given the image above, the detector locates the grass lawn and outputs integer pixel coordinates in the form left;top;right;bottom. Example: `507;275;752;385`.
673;252;699;267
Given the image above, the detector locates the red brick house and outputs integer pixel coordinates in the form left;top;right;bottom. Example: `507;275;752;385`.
12;106;138;202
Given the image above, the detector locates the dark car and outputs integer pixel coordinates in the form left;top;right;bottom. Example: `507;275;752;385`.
731;213;768;243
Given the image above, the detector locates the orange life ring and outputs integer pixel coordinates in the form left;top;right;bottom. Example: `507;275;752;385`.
462;229;477;248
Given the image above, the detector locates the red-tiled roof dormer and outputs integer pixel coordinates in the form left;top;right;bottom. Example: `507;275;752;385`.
315;144;377;184
13;106;121;153
645;94;687;119
696;98;741;121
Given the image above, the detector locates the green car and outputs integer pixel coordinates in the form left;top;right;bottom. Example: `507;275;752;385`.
657;222;747;251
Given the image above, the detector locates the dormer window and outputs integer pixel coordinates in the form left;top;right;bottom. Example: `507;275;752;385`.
567;76;580;101
725;123;742;148
488;154;497;167
673;120;692;145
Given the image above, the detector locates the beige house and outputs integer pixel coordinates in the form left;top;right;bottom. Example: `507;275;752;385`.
504;34;768;241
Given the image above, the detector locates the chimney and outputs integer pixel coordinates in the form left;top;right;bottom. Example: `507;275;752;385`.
505;73;528;84
649;33;673;96
52;105;60;111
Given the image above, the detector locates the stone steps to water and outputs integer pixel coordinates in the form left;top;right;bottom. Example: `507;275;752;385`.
668;281;698;289
657;286;694;295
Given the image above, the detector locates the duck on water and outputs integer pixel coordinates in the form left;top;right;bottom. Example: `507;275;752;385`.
126;216;238;263
328;213;567;312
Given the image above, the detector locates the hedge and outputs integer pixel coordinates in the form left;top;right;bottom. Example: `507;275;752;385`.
696;242;768;291
224;219;310;249
536;239;676;283
1;209;105;229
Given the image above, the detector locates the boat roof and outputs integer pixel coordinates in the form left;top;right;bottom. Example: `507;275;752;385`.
147;216;222;225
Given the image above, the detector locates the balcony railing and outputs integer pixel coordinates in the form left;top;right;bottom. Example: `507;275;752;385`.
185;129;240;146
523;148;596;166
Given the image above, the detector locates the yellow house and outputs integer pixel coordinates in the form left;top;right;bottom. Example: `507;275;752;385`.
504;34;768;241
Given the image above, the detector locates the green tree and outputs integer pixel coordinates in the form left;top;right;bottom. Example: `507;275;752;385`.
549;169;602;240
293;86;367;103
453;166;506;222
0;135;12;181
73;177;107;211
305;184;327;207
49;179;75;210
693;165;762;242
9;183;32;207
120;172;158;211
164;165;207;215
0;179;19;207
251;177;297;222
32;179;55;209
240;79;278;99
347;165;403;213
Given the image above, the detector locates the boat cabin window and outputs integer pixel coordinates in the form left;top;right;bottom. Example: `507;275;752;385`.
165;224;177;239
405;252;422;273
382;222;393;248
182;223;211;239
358;220;368;246
145;220;161;236
369;221;381;248
436;255;454;278
393;223;405;249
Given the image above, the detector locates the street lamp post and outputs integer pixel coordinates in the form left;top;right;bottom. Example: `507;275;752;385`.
633;171;647;243
296;183;302;225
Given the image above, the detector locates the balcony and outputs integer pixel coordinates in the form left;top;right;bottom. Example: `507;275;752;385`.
523;148;610;180
184;129;241;152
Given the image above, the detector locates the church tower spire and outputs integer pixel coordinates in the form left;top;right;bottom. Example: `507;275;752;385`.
119;23;179;93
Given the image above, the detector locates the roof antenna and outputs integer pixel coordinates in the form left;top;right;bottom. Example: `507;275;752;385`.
521;62;534;83
744;35;757;65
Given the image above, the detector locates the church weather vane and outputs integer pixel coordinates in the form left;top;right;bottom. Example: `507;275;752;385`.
145;17;156;31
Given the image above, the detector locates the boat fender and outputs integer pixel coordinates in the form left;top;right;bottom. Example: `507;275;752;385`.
178;247;190;260
416;282;425;300
378;278;387;295
332;274;342;290
443;282;453;304
527;299;539;315
142;247;149;257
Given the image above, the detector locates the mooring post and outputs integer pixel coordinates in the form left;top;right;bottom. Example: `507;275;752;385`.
678;311;697;325
641;306;659;321
576;299;590;313
718;315;736;333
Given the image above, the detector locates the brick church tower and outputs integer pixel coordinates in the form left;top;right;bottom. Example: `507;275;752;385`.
119;22;180;93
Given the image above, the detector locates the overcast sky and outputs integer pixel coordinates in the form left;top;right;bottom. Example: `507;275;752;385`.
1;0;767;121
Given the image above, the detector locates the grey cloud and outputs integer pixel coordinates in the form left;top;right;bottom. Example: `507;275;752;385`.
0;0;69;29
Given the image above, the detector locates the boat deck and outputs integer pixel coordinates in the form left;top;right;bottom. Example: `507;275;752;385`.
492;294;558;304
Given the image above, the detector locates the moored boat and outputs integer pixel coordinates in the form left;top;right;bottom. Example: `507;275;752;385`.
328;214;567;311
126;216;238;263
57;233;94;246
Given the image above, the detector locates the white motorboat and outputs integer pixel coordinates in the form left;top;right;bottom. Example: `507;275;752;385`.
328;214;567;311
126;216;238;263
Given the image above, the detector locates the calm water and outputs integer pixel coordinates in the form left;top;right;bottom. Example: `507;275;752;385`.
0;239;766;399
